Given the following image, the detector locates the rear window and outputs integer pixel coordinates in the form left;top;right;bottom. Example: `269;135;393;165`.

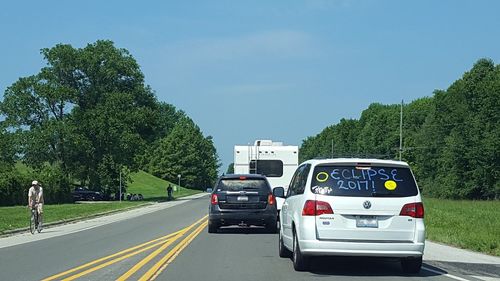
217;178;271;192
310;165;418;197
250;160;283;177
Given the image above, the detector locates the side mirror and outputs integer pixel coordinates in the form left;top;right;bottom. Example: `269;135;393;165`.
273;187;285;198
206;188;213;193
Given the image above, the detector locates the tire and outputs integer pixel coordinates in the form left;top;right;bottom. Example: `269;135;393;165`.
29;211;36;234
37;214;43;233
278;229;291;258
277;213;281;231
208;221;218;233
401;256;422;274
292;229;308;271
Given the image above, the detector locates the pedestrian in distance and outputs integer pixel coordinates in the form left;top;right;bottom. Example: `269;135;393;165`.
167;184;173;201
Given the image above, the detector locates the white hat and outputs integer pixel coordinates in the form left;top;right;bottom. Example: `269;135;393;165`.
32;180;39;186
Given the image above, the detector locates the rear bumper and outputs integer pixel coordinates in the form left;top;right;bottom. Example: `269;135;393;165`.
299;239;424;258
294;215;425;258
209;207;277;226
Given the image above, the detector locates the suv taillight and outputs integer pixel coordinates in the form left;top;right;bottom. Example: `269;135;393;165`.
211;194;218;205
268;194;275;205
302;200;333;216
400;202;424;218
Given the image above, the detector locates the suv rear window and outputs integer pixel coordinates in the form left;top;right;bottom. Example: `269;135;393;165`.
310;165;418;197
217;178;271;192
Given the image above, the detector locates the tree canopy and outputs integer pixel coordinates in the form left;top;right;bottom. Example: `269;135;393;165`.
300;59;499;200
147;117;220;189
0;40;219;205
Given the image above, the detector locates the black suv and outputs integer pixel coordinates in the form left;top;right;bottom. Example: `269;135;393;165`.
208;174;278;233
72;187;103;201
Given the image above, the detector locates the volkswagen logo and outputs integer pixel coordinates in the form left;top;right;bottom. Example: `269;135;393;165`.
363;200;372;209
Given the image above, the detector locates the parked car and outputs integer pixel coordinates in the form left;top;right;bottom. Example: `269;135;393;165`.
208;174;278;233
127;193;144;201
277;158;425;273
72;187;103;201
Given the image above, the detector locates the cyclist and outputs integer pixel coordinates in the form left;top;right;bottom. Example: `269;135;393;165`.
28;180;44;225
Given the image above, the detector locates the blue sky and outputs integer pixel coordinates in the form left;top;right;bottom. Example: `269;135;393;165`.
1;0;500;170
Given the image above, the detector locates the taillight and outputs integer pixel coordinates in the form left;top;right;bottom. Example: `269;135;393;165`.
211;194;218;205
400;202;424;218
302;200;333;216
268;194;275;205
302;200;316;216
316;201;334;216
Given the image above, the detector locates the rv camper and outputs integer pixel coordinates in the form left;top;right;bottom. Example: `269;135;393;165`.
234;140;299;210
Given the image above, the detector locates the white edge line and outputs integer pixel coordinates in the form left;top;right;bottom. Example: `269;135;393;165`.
422;266;472;281
470;276;500;281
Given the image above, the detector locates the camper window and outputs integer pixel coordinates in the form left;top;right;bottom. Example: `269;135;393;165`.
249;160;283;177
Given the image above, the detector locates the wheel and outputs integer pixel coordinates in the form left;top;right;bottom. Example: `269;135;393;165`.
29;211;36;234
401;256;422;273
208;221;218;233
277;213;281;231
278;229;291;258
292;229;308;271
37;214;43;233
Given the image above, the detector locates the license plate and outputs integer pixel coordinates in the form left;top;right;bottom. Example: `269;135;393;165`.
356;216;378;228
237;196;248;201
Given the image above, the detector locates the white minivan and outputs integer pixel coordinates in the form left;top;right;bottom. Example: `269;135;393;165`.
277;158;425;273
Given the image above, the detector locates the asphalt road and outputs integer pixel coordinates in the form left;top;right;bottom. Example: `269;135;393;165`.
0;195;498;281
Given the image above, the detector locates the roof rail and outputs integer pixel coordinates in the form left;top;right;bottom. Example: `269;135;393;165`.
309;153;398;160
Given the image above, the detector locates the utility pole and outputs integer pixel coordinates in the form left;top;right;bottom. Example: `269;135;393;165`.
399;99;403;161
119;169;122;202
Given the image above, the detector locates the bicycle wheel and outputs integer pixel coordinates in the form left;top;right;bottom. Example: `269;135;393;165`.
29;211;36;234
37;214;43;233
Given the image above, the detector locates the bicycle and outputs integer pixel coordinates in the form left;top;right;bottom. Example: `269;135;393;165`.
29;204;43;234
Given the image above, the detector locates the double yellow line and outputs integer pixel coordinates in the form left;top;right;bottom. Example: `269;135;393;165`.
42;215;208;281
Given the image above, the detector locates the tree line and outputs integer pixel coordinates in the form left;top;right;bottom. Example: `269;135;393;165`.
0;40;220;206
300;59;499;200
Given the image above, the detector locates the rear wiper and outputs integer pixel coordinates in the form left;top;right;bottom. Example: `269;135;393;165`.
371;192;389;197
371;192;399;197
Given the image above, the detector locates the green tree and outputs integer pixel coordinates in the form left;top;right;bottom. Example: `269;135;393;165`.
356;103;400;158
137;102;186;171
0;40;159;196
1;40;220;203
300;58;500;199
66;41;158;193
148;117;219;189
1;71;76;171
0;123;16;166
226;163;234;174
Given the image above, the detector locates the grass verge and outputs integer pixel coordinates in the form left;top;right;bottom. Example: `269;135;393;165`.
0;171;203;234
0;202;145;234
127;170;201;200
424;197;500;256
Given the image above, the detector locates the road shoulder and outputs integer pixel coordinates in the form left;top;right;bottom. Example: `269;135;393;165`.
424;240;500;281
